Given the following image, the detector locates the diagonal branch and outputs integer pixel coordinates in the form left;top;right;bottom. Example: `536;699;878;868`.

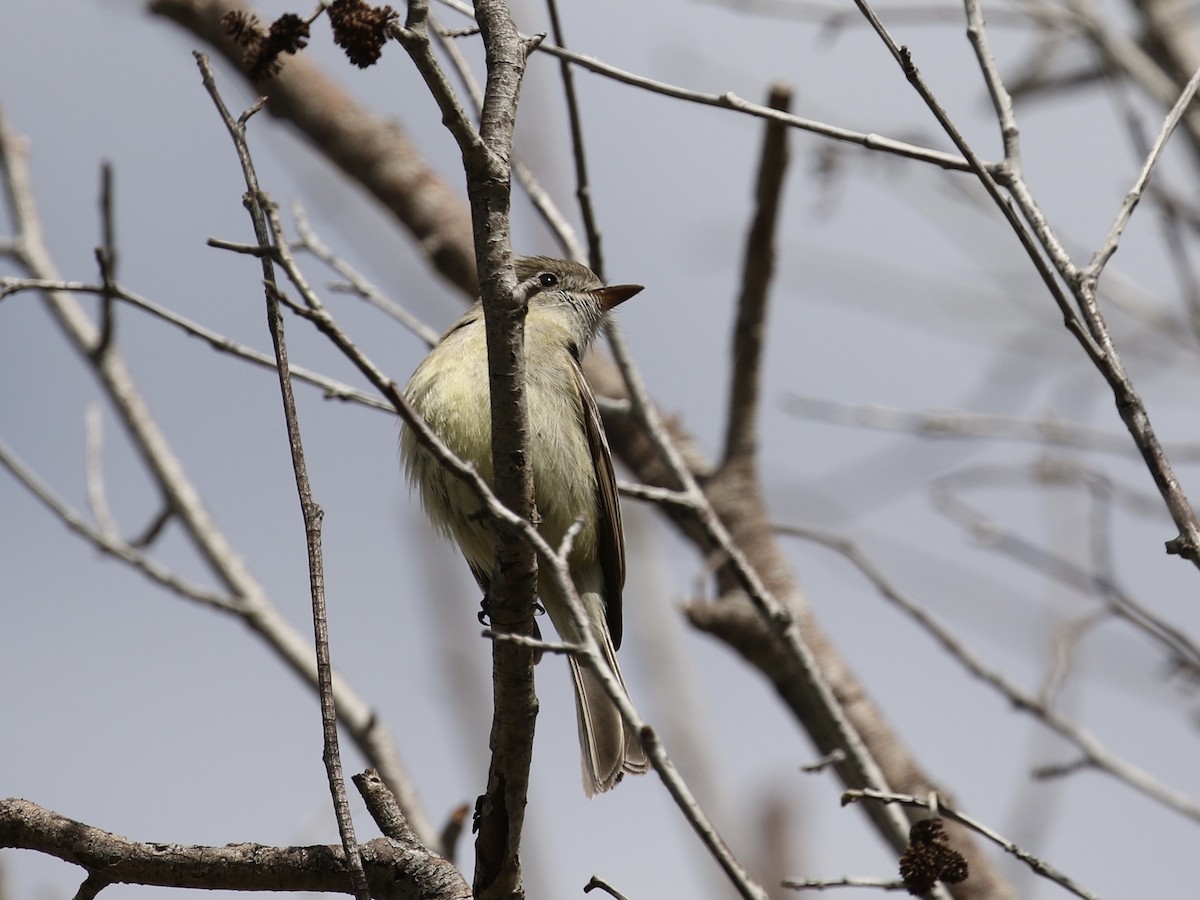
847;0;1200;568
842;790;1100;900
150;0;479;296
397;2;541;894
1087;62;1200;278
722;83;792;469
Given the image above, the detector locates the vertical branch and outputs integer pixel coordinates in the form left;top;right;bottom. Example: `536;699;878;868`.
194;55;369;900
721;83;791;470
93;163;117;358
471;5;542;895
429;14;584;262
396;2;544;895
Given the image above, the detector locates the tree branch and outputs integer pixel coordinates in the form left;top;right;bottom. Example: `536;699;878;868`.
150;0;479;296
722;83;791;469
195;53;369;900
0;798;470;900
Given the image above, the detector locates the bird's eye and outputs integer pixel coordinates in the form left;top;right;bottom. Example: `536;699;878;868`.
538;272;559;288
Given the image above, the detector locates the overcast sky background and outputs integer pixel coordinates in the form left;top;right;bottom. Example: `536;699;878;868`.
4;0;1200;898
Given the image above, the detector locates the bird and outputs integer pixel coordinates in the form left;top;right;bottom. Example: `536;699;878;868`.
400;255;650;796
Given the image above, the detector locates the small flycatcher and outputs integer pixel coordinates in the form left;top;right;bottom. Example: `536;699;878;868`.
400;256;649;796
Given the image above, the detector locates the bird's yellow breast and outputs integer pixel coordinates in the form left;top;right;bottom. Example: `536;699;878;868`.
400;314;600;577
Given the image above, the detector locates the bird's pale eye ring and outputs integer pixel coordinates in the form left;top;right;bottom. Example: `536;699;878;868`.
538;272;559;288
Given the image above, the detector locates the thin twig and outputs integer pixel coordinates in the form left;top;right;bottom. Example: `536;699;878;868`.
434;0;972;170
532;41;971;171
195;53;369;900
606;296;918;864
0;276;392;410
584;875;631;899
780;394;1200;462
781;874;905;891
93;162;116;359
543;0;603;272
83;406;121;539
428;12;584;261
292;201;443;348
842;789;1100;899
617;479;703;510
0;436;239;613
1088;62;1200;278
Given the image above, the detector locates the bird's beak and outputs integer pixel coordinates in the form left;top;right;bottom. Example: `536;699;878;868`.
594;283;644;311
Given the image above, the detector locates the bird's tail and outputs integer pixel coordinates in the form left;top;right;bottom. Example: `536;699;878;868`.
567;604;649;797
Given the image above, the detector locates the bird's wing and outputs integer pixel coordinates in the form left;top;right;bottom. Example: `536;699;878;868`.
572;354;626;648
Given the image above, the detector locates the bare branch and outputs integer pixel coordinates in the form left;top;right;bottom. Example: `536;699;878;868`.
0;276;393;410
83;406;120;540
536;43;971;171
195;53;369;900
781;394;1200;462
0;798;470;900
843;790;1100;900
782;874;905;891
722;83;792;468
849;0;1200;567
151;0;479;296
1088;63;1200;277
584;875;631;899
292;201;443;348
433;0;973;171
93;163;117;358
0;436;239;613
